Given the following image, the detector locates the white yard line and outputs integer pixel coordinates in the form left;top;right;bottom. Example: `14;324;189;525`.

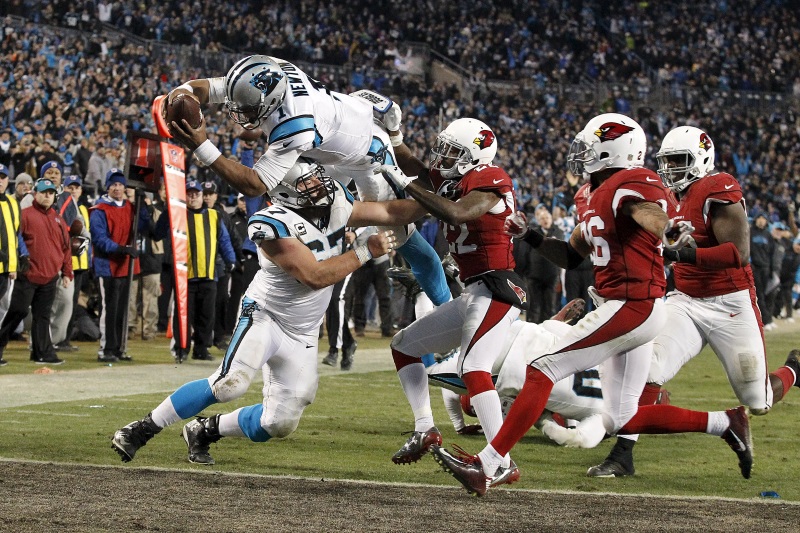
0;348;394;409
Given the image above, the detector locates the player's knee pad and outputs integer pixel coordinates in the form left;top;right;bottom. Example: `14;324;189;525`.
736;351;764;383
264;402;306;439
210;369;253;403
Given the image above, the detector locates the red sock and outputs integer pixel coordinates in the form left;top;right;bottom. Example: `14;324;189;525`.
462;371;495;396
490;367;554;456
392;348;419;371
639;383;662;406
619;405;708;434
771;368;795;402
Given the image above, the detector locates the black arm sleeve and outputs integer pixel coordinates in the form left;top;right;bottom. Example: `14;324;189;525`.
566;242;585;270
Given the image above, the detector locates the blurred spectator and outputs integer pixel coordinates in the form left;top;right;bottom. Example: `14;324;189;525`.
350;227;394;338
127;191;164;342
515;207;564;323
90;169;146;363
750;214;778;330
226;193;249;324
202;180;242;350
0;178;72;365
13;174;33;204
62;175;92;348
324;229;358;370
0;164;26;344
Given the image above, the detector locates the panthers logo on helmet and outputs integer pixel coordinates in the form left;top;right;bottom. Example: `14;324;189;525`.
250;70;284;95
473;129;495;150
595;122;635;142
699;132;712;151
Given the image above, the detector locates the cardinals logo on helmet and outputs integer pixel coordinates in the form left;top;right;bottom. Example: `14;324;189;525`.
251;70;284;95
473;129;495;150
594;123;635;142
699;132;712;151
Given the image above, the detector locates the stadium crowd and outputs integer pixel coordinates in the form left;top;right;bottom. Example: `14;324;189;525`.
0;1;799;365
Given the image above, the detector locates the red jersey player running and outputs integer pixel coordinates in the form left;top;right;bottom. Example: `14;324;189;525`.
589;125;800;477
378;118;528;487
430;113;754;496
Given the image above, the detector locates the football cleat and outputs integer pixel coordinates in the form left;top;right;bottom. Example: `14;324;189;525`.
721;406;753;479
551;298;585;324
784;349;800;388
391;426;442;464
489;459;520;487
586;458;635;478
111;414;162;462
431;445;491;497
183;415;223;465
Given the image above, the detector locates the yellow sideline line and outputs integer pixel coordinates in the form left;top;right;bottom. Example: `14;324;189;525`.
0;457;795;506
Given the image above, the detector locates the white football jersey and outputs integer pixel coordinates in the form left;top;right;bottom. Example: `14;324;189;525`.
207;57;377;191
244;181;355;335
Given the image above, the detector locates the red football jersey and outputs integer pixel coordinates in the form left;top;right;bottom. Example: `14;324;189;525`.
669;172;754;297
575;168;668;300
430;164;516;280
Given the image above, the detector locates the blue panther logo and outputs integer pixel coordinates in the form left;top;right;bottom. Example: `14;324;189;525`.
251;70;283;95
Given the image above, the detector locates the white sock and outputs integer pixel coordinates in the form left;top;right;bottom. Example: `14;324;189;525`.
706;411;729;436
469;389;508;467
397;364;434;431
441;388;466;432
218;409;246;437
477;445;504;477
150;398;180;428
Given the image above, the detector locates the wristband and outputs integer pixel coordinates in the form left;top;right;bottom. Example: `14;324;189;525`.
390;131;404;147
522;229;544;248
354;244;372;265
194;139;222;166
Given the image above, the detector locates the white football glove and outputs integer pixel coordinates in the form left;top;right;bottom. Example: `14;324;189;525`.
504;211;529;238
662;219;696;251
382;101;402;132
376;165;415;190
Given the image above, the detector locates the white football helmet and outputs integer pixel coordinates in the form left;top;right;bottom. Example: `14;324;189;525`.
567;113;646;178
430;118;497;179
224;55;287;130
270;158;335;208
656;126;715;193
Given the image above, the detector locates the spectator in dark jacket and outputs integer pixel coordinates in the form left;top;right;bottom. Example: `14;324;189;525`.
202;180;243;350
750;214;779;329
226;193;249;323
90;168;148;363
127;191;165;341
0;178;72;365
514;207;564;323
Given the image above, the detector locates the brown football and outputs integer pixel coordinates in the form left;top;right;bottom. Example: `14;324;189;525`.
69;218;83;237
167;93;203;131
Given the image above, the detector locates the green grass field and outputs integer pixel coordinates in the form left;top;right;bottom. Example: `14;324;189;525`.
0;324;797;502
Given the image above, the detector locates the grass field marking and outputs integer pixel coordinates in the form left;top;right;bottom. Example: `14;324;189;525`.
5;409;90;418
1;457;795;506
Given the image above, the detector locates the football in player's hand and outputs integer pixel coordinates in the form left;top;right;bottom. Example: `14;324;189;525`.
167;93;203;131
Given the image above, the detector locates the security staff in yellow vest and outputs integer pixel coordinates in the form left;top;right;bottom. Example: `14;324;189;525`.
0;165;27;362
155;179;236;362
63;175;90;350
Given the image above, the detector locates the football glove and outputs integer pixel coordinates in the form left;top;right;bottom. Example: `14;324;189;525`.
504;211;529;238
663;219;696;251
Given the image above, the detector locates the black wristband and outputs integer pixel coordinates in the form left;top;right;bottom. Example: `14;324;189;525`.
522;229;544;248
664;247;697;264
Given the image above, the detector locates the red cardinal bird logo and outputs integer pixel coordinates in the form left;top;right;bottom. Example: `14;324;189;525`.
699;132;712;151
594;122;635;142
473;129;495;150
